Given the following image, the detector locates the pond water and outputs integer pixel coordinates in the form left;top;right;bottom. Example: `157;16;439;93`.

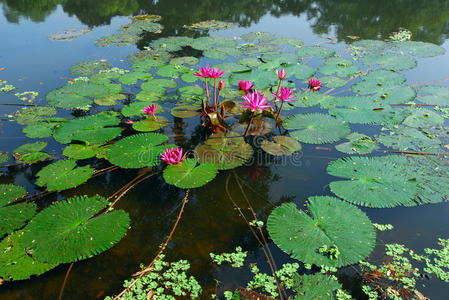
1;0;449;299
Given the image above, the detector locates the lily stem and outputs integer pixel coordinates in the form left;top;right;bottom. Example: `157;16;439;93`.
204;78;210;106
244;112;255;137
275;100;284;120
213;78;217;111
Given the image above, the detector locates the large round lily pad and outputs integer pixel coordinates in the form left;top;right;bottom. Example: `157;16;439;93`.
21;195;129;264
0;230;57;281
267;197;375;268
163;158;217;188
283;113;350;144
106;133;170;168
327;156;418;208
359;52;417;71
394;41;446;58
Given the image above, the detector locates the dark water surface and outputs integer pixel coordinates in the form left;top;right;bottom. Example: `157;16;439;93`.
1;0;449;299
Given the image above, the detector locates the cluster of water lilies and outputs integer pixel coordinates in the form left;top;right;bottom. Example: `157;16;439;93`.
136;67;322;168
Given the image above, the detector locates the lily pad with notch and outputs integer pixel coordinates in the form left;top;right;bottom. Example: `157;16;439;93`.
267;197;375;268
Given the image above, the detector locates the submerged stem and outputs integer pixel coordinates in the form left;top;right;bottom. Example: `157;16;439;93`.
213;78;217;111
113;190;190;300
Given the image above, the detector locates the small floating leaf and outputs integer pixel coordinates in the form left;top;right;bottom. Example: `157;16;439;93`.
163;158;217;188
194;132;253;170
35;160;94;191
132;117;169;132
261;136;302;156
335;132;378;154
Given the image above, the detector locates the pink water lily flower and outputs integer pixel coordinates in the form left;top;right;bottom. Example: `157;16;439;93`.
143;103;158;116
161;147;184;165
194;66;212;78
241;90;271;112
277;68;286;80
273;87;296;103
218;80;224;91
125;120;135;124
238;80;254;93
208;68;226;79
309;77;321;91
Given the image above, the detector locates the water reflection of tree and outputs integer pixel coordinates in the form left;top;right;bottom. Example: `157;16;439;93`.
2;0;449;44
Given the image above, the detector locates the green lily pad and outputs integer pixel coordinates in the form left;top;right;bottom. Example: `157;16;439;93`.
118;71;153;85
170;56;199;66
370;85;416;104
194;132;253;170
327;156;418;208
21;195;130;264
241;32;276;43
352;40;389;52
14;142;47;154
163;158;217;188
297;46;335;59
294;91;335;108
238;57;262;68
63;144;100;160
14;106;57;125
106;133;170;168
394;41;445;58
181;71;198;83
179;85;204;97
13;142;50;164
335;133;378;154
170;104;201;118
0;152;7;164
267;197;375;268
0;230;57;281
35;160;94;191
0;184;27;207
376;125;443;154
22;122;58;138
0;202;36;237
46;87;91;109
352;70;406;94
284;64;316;80
294;273;342;299
359;52;417;71
319;76;347;88
402;108;444;128
121;101;161;117
94;94;126;106
53;111;121;145
185;20;234;31
70;61;111;77
417;86;449;106
132;117;169;132
157;64;189;78
283;113;350;144
261;136;302;156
